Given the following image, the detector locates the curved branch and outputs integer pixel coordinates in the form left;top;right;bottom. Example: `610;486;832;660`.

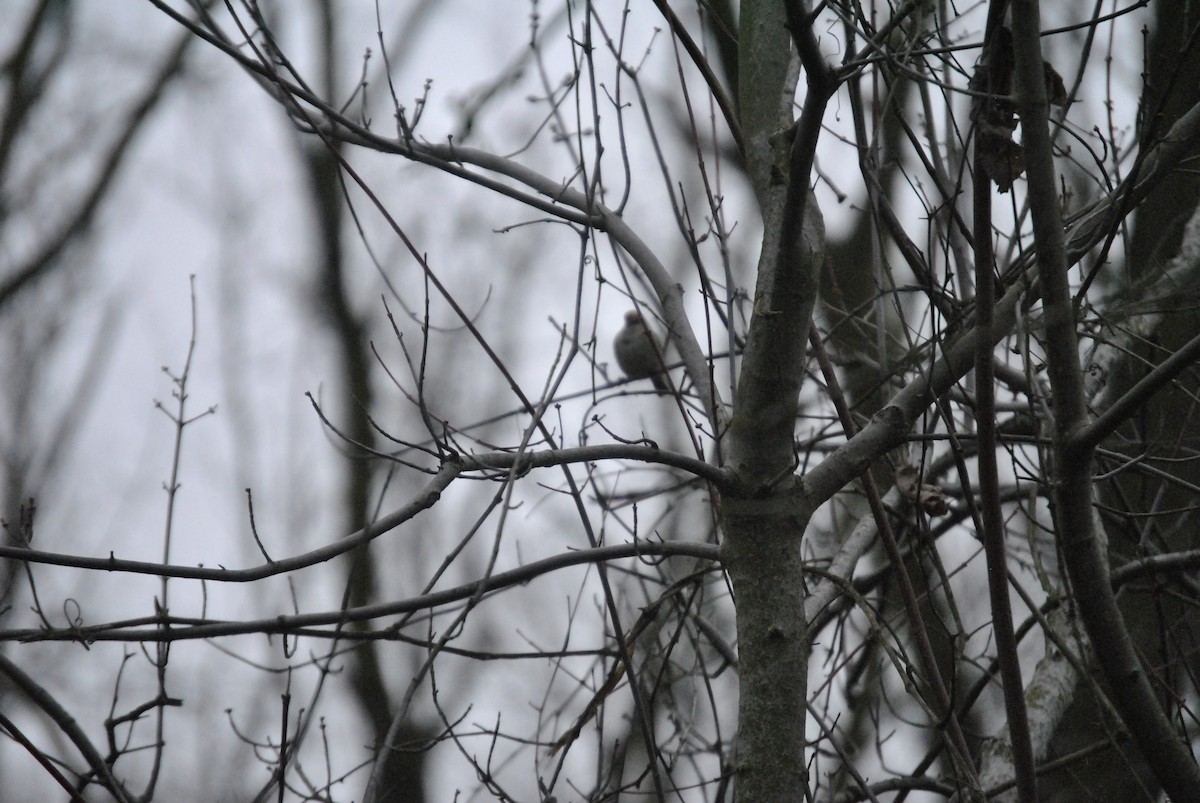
0;441;730;584
4;540;721;643
462;443;730;486
0;461;460;582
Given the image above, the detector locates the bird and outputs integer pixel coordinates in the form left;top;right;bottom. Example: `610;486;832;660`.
613;309;668;391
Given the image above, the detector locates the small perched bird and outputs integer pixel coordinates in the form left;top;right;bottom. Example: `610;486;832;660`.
613;309;668;391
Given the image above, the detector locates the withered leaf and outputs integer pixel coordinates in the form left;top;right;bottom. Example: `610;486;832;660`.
1044;60;1068;107
977;126;1026;193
